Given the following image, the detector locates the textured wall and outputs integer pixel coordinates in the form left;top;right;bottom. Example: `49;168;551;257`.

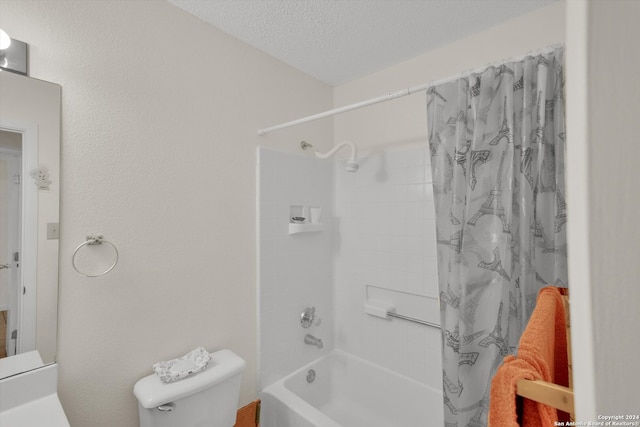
565;0;640;418
0;1;332;426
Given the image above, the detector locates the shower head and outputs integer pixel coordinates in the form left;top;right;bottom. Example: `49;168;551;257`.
345;161;359;173
314;140;359;173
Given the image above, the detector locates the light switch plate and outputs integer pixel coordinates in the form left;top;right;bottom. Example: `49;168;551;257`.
47;222;60;240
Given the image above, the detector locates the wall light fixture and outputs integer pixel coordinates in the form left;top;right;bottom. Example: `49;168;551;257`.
0;28;28;75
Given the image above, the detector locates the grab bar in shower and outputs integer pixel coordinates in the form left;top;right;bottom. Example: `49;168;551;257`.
363;301;441;329
387;311;440;329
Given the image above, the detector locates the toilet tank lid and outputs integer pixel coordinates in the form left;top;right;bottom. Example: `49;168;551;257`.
133;349;246;409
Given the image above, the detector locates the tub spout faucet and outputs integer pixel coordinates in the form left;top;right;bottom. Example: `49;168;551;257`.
304;334;323;349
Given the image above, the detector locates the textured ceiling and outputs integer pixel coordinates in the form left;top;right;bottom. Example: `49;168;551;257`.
168;0;557;86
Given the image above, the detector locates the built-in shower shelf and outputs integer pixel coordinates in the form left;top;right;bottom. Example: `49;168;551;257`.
288;223;323;235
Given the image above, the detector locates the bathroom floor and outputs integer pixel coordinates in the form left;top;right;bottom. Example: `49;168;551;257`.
0;311;7;358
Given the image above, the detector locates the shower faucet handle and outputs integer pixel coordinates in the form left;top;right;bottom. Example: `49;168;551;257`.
300;306;316;329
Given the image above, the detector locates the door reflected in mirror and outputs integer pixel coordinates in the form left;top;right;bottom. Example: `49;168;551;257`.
1;129;23;359
0;71;61;378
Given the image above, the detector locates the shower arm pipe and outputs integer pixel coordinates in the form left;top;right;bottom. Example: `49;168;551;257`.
314;140;357;163
256;82;431;136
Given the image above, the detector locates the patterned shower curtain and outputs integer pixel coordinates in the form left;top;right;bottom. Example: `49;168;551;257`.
426;46;566;427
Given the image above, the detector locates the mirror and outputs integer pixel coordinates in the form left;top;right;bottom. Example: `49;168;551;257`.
0;71;60;378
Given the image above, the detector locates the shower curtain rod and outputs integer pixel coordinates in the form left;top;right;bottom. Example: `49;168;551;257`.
257;81;432;136
256;43;564;136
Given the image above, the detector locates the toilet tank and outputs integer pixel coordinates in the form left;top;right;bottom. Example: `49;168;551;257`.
134;349;246;427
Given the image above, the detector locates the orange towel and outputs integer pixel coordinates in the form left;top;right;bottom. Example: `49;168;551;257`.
489;286;569;427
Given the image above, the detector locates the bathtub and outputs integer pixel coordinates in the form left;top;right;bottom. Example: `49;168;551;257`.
259;350;443;427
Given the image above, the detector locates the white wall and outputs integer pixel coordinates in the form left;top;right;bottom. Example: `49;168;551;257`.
566;0;640;418
257;147;333;389
331;1;565;391
0;1;332;426
333;148;442;388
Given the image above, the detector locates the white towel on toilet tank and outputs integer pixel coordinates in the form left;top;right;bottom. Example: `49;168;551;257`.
153;347;212;383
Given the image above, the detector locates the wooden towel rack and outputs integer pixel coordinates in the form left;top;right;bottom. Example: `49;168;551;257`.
515;293;575;418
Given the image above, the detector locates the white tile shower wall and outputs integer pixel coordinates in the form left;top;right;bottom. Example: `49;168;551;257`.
333;146;442;389
257;147;334;390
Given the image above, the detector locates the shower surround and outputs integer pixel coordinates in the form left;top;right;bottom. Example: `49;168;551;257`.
257;147;334;390
258;143;442;386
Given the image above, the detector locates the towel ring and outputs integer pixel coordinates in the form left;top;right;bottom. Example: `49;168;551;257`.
72;235;119;277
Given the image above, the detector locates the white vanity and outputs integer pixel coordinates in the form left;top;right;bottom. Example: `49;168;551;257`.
0;353;69;426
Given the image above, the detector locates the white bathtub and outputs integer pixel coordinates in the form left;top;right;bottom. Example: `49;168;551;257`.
259;350;443;427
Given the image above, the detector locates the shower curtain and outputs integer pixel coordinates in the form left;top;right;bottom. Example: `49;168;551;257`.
426;46;566;427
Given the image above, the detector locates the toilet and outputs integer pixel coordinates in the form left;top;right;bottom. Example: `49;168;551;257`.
134;349;246;427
